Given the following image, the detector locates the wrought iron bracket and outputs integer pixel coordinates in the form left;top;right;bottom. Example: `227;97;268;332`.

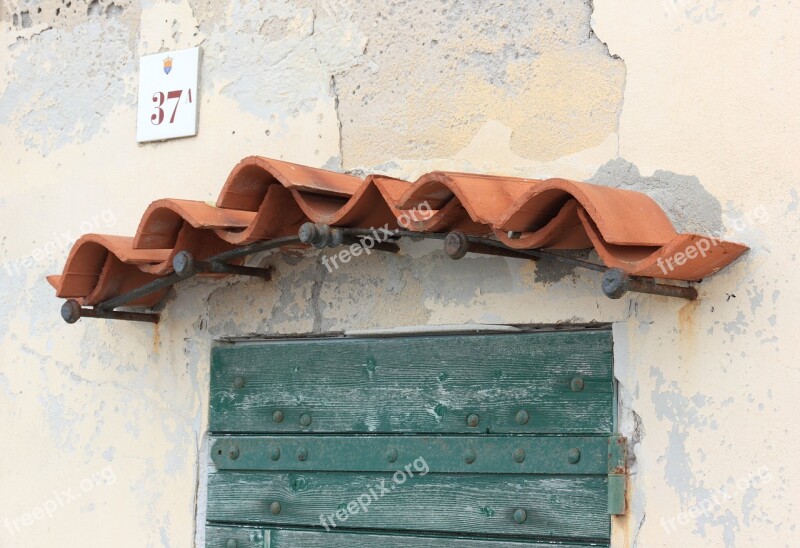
59;223;699;324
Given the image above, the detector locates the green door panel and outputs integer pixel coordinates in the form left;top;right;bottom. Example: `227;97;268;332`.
206;525;598;547
210;435;608;475
210;331;613;434
206;471;609;540
206;330;615;547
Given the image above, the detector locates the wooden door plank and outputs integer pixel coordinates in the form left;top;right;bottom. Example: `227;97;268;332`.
207;471;610;540
210;331;613;434
205;525;607;547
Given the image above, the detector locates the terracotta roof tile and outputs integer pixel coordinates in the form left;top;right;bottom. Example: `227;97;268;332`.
48;156;748;307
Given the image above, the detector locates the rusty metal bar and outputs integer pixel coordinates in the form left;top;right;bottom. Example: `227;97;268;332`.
172;251;273;280
61;224;699;324
69;236;302;322
602;268;698;300
61;299;160;324
443;230;540;262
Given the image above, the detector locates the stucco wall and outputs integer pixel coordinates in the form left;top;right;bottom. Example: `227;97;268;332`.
1;0;796;546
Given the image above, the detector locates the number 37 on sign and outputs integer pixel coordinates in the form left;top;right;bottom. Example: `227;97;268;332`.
136;47;200;143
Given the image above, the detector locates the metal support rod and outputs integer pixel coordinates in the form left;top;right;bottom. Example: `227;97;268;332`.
172;251;273;279
602;268;698;300
62;299;160;324
303;223;697;301
61;224;699;324
443;230;540;262
95;236;301;314
96;272;181;313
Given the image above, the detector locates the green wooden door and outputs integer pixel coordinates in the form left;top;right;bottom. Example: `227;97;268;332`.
206;330;618;547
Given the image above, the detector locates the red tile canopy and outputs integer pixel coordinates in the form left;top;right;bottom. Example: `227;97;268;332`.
48;157;748;313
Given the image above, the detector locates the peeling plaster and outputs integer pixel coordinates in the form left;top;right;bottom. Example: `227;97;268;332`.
1;0;797;546
334;0;625;168
590;158;722;235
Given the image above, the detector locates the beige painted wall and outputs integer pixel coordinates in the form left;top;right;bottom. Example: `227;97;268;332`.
0;0;796;546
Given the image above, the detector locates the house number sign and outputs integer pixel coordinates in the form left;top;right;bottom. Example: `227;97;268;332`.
136;47;200;143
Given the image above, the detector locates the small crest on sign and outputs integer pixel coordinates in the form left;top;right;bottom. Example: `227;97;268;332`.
163;56;173;75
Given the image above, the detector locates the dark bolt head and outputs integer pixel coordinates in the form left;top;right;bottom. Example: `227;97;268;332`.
172;250;196;278
466;413;480;428
226;539;238;548
464;449;476;464
61;299;82;324
570;377;585;392
444;231;469;260
602;268;629;299
272;410;284;423
512;448;526;463
515;409;530;425
269;501;281;515
386;448;398;463
513;508;527;524
299;413;312;427
568;447;581;464
299;223;342;248
298;222;319;245
233;376;245;389
270;447;281;461
297;447;309;461
228;445;240;461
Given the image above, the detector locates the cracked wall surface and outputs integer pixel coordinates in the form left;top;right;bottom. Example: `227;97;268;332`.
1;0;798;547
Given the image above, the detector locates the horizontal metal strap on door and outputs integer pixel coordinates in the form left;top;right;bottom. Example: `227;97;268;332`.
205;525;603;548
210;435;608;475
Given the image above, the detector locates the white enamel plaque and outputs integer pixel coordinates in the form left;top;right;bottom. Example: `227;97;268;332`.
136;47;200;143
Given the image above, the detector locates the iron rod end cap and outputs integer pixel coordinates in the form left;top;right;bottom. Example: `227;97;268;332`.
173;251;195;277
298;222;319;245
61;299;82;324
444;231;470;260
298;223;342;248
602;268;630;299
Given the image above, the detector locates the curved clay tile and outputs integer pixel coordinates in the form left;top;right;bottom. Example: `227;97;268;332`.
48;157;749;308
496;178;677;246
48;235;170;298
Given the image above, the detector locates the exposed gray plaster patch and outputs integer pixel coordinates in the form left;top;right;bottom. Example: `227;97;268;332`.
533;249;595;284
723;311;748;339
787;188;798;212
650;367;710;503
590;158;723;234
747;287;763;315
0;19;136;153
0;372;14;399
200;0;365;123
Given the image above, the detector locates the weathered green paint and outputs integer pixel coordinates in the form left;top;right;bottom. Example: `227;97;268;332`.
210;331;614;434
205;525;595;547
207;330;615;546
206;526;265;548
210;435;609;474
607;435;628;515
207;471;609;540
